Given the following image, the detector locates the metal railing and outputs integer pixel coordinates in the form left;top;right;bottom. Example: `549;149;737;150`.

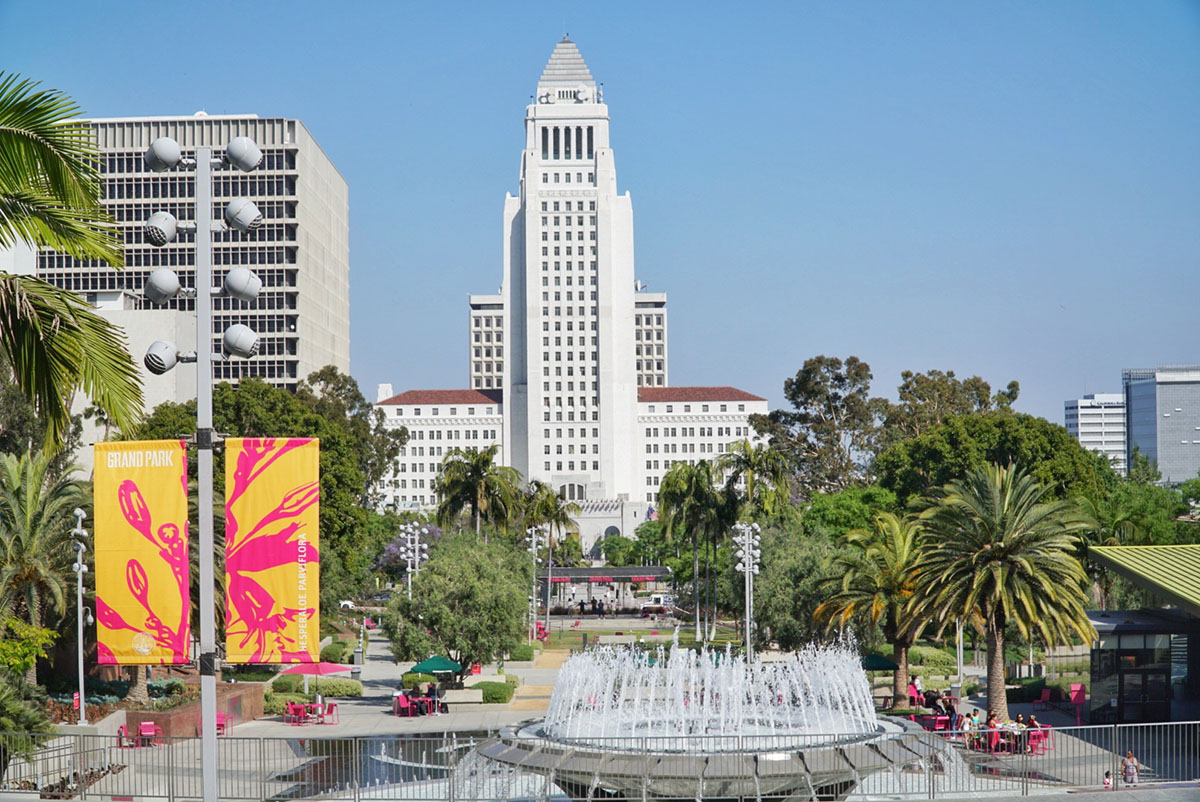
0;721;1197;800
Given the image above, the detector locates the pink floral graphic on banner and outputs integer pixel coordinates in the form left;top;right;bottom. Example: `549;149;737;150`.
94;440;190;665
225;438;320;663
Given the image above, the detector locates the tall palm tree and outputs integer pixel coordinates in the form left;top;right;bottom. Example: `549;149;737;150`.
915;463;1094;720
0;451;86;683
0;73;142;446
435;445;522;541
717;438;793;519
1076;494;1139;610
815;512;926;702
659;460;723;641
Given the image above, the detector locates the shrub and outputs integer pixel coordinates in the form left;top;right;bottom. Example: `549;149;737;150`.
147;678;184;698
1005;677;1046;704
401;673;435;690
312;679;361;698
508;644;534;661
226;669;276;683
907;645;956;671
320;641;350;662
475;680;516;704
271;674;302;693
263;692;313;716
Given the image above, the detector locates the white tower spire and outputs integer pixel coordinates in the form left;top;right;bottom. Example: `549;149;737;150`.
503;39;637;503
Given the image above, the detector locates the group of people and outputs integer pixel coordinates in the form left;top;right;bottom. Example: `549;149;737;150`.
394;680;445;716
1103;750;1140;789
576;599;607;619
961;709;1047;752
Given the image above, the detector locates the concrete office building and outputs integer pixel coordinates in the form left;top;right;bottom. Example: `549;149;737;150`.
376;40;768;552
35;114;349;390
1064;393;1127;475
1123;366;1200;484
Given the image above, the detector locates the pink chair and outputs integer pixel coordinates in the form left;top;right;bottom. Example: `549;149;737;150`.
321;703;339;724
138;721;163;747
1033;688;1052;710
393;694;415;717
1029;726;1053;755
285;702;309;726
908;684;919;707
215;711;231;735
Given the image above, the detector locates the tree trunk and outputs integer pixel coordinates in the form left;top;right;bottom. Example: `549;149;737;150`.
127;665;149;706
892;640;910;706
986;625;1008;720
692;535;701;642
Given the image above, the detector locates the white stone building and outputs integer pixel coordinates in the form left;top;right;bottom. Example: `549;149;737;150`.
375;39;768;552
1064;393;1127;475
34;114;349;391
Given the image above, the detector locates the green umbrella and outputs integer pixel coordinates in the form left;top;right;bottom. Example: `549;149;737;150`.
408;655;463;674
861;653;899;671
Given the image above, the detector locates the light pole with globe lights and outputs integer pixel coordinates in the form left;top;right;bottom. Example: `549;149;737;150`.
733;521;762;660
140;135;265;802
70;509;93;725
397;522;430;600
524;527;542;644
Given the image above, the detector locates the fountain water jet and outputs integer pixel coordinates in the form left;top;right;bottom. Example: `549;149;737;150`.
478;639;946;801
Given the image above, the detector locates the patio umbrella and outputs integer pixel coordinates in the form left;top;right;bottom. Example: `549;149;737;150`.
861;653;899;671
280;661;352;694
408;655;462;675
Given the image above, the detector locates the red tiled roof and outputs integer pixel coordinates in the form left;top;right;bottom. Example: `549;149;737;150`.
377;389;503;406
637;386;766;403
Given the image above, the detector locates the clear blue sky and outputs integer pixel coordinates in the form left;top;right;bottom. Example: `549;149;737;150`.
4;1;1198;423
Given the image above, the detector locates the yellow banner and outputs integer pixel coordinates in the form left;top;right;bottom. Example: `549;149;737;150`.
93;440;190;665
224;438;320;663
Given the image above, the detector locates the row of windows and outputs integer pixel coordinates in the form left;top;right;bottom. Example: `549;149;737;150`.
41;268;296;292
636;361;665;371
472;331;504;343
541;351;598;362
543;306;598;318
541;260;596;271
635;330;664;341
637;376;666;386
546;444;599;455
645;404;746;414
541;201;595;212
543;395;601;407
542;382;598;392
542;215;596;227
545;411;600;422
636;345;665;356
473;316;503;328
402;407;497;417
474;377;504;388
541;231;597;242
101;176;294;200
541;172;593;184
542;292;597;302
543;460;600;472
645;426;749;442
542;275;595;286
103;150;296;175
474;361;503;373
541;246;598;257
472;347;503;358
400;428;497;444
540;126;594;161
543;428;598;438
635;315;665;326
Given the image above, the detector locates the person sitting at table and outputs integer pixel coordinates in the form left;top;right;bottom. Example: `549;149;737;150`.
426;681;441;716
1028;714;1043;729
1013;713;1030;752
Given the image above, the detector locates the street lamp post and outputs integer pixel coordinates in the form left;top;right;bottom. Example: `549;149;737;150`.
524;527;541;644
733;521;762;660
140;136;265;802
70;509;93;725
397;522;429;601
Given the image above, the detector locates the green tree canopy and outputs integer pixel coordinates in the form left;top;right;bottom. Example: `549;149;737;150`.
801;485;898;539
876;369;1019;449
381;532;527;676
435;445;521;539
875;411;1116;504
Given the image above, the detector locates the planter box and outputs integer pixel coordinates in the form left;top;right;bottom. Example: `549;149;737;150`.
126;682;265;738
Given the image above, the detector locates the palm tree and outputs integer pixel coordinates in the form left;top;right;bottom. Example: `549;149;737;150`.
0;451;86;683
717;439;792;519
1076;494;1139;610
659;460;723;641
524;482;580;616
915;463;1095;720
0;73;142;447
815;512;926;703
435;445;521;541
0;675;54;781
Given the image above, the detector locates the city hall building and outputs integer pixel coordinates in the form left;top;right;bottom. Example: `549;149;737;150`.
375;39;767;550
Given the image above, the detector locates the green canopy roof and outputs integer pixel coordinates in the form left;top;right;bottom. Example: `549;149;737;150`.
1090;545;1200;619
408;655;462;674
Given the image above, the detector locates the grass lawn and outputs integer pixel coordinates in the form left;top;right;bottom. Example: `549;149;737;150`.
544;626;742;650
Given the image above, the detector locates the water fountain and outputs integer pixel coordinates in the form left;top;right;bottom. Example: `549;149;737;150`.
477;640;948;801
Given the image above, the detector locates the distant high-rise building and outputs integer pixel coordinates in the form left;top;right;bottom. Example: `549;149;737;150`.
35;114;349;390
376;39;767;552
1064;393;1126;475
1123;366;1200;483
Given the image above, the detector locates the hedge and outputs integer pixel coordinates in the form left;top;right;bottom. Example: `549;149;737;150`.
271;674;302;693
401;673;436;690
475;676;520;704
508;643;534;661
310;678;362;697
148;678;184;698
320;641;353;663
264;692;312;716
